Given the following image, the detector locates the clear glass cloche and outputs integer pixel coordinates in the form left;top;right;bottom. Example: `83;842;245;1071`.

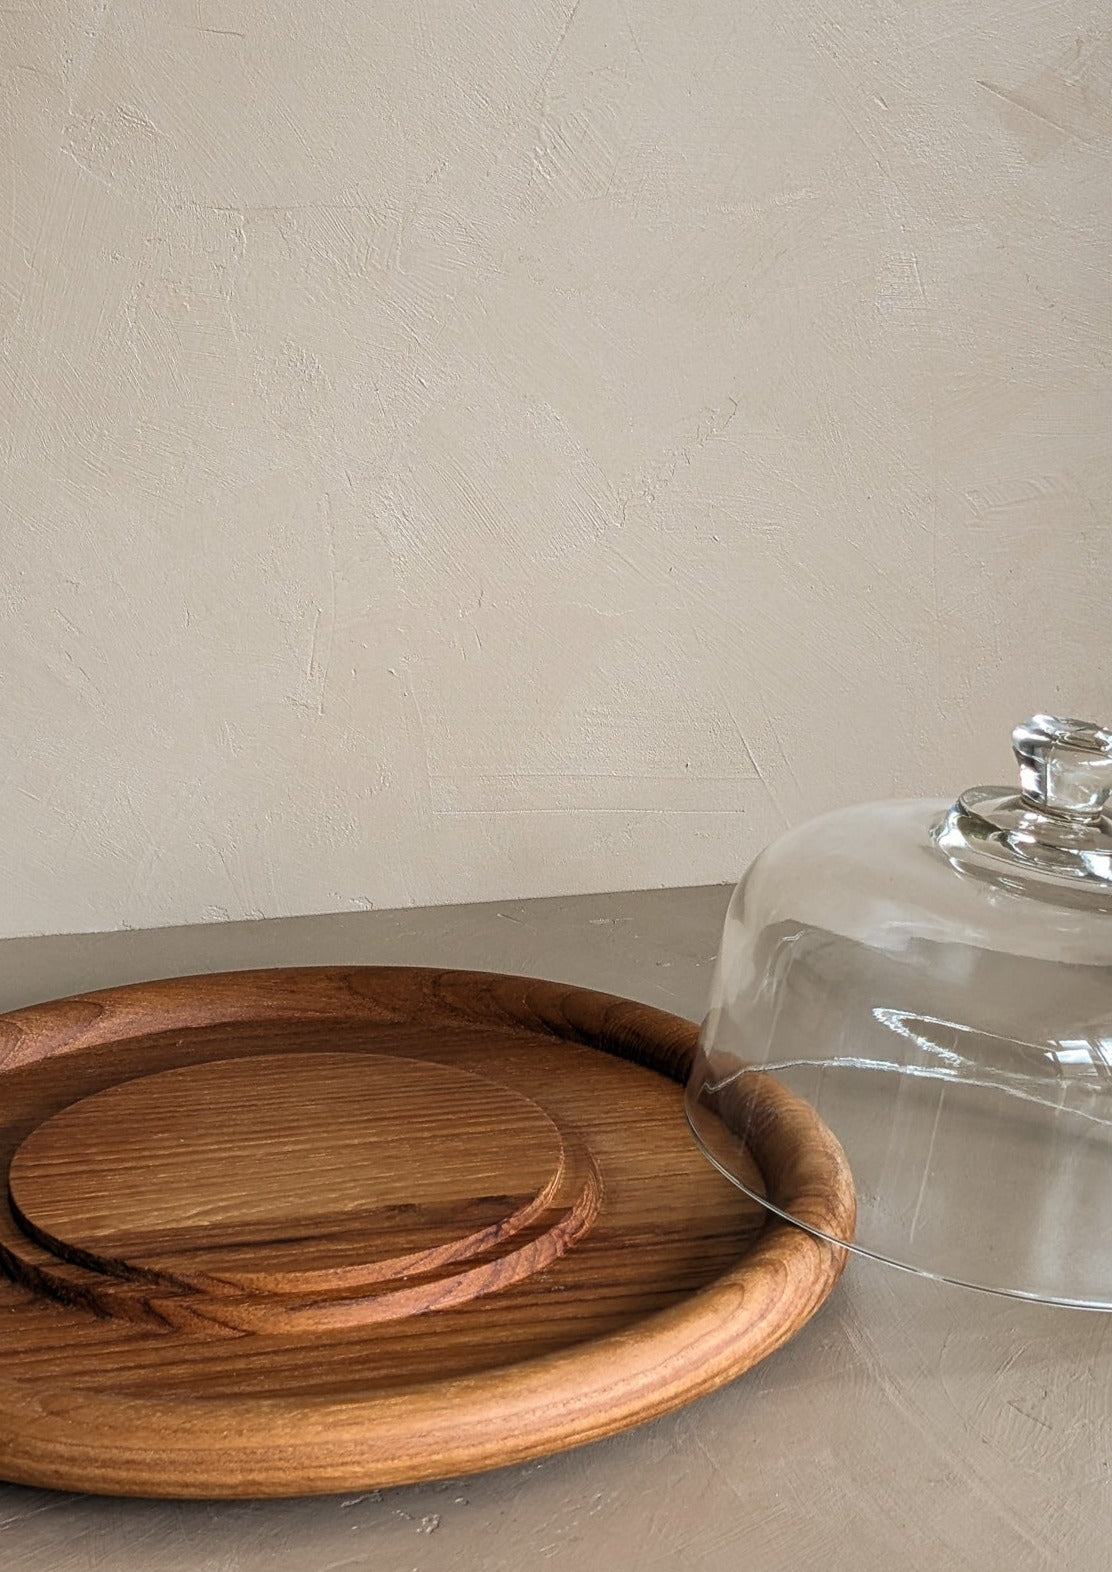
686;715;1112;1308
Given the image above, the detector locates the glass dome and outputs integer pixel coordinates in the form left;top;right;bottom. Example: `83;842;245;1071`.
686;715;1112;1308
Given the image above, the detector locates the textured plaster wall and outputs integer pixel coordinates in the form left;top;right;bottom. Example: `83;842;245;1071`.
1;1;1110;939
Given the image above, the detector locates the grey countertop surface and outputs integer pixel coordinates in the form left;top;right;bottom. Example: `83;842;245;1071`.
0;885;1108;1571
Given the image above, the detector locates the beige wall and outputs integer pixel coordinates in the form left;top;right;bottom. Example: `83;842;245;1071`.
1;2;1109;939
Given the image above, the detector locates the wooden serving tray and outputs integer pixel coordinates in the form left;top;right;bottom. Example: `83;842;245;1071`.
0;967;854;1498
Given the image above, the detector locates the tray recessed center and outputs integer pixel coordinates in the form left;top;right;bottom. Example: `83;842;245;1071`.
7;1051;596;1326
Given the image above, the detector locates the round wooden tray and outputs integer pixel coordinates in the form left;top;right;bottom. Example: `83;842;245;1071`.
0;967;854;1498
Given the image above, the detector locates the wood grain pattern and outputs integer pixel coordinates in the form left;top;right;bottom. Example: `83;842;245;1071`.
0;967;854;1498
7;1051;602;1330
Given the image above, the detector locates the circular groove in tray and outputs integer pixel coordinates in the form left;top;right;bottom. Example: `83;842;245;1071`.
7;1050;603;1329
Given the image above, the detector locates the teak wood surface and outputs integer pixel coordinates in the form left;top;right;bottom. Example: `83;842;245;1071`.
0;967;854;1497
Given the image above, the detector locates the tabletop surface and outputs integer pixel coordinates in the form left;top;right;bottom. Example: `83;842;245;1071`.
0;884;1108;1572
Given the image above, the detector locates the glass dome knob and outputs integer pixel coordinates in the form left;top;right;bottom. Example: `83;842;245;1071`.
1012;715;1112;823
